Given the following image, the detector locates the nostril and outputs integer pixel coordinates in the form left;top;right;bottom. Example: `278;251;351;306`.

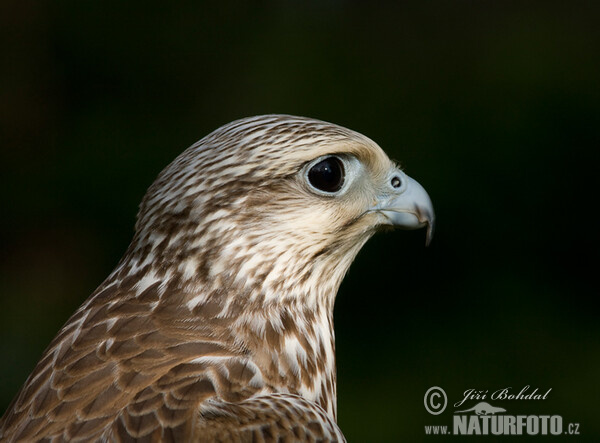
391;176;402;188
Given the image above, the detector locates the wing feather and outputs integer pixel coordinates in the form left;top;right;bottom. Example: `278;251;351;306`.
196;393;345;442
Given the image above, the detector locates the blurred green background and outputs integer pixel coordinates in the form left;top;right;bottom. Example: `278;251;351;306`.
1;1;598;441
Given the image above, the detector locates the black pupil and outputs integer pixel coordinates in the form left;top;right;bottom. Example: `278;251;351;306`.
308;157;344;193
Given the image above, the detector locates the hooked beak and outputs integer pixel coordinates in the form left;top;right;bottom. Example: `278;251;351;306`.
373;174;435;246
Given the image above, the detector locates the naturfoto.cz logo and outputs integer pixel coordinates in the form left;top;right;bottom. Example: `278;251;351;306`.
423;386;581;436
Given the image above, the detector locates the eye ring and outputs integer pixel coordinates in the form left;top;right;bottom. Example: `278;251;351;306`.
391;175;402;188
306;156;345;194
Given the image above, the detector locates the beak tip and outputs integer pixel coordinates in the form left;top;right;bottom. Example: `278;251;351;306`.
425;221;435;247
415;204;435;247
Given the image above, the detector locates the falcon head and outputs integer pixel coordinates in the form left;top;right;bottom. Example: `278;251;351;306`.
127;114;434;310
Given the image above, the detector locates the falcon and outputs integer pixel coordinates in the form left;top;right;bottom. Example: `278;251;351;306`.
0;115;434;441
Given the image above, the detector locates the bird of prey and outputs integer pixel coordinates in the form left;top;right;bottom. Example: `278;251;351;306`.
0;115;434;442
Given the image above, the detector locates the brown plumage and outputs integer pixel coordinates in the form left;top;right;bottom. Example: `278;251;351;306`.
0;115;434;442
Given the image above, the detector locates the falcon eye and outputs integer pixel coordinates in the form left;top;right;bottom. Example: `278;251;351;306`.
307;156;345;193
391;176;402;188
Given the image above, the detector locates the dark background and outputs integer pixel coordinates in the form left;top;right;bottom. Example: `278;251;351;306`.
1;1;598;441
